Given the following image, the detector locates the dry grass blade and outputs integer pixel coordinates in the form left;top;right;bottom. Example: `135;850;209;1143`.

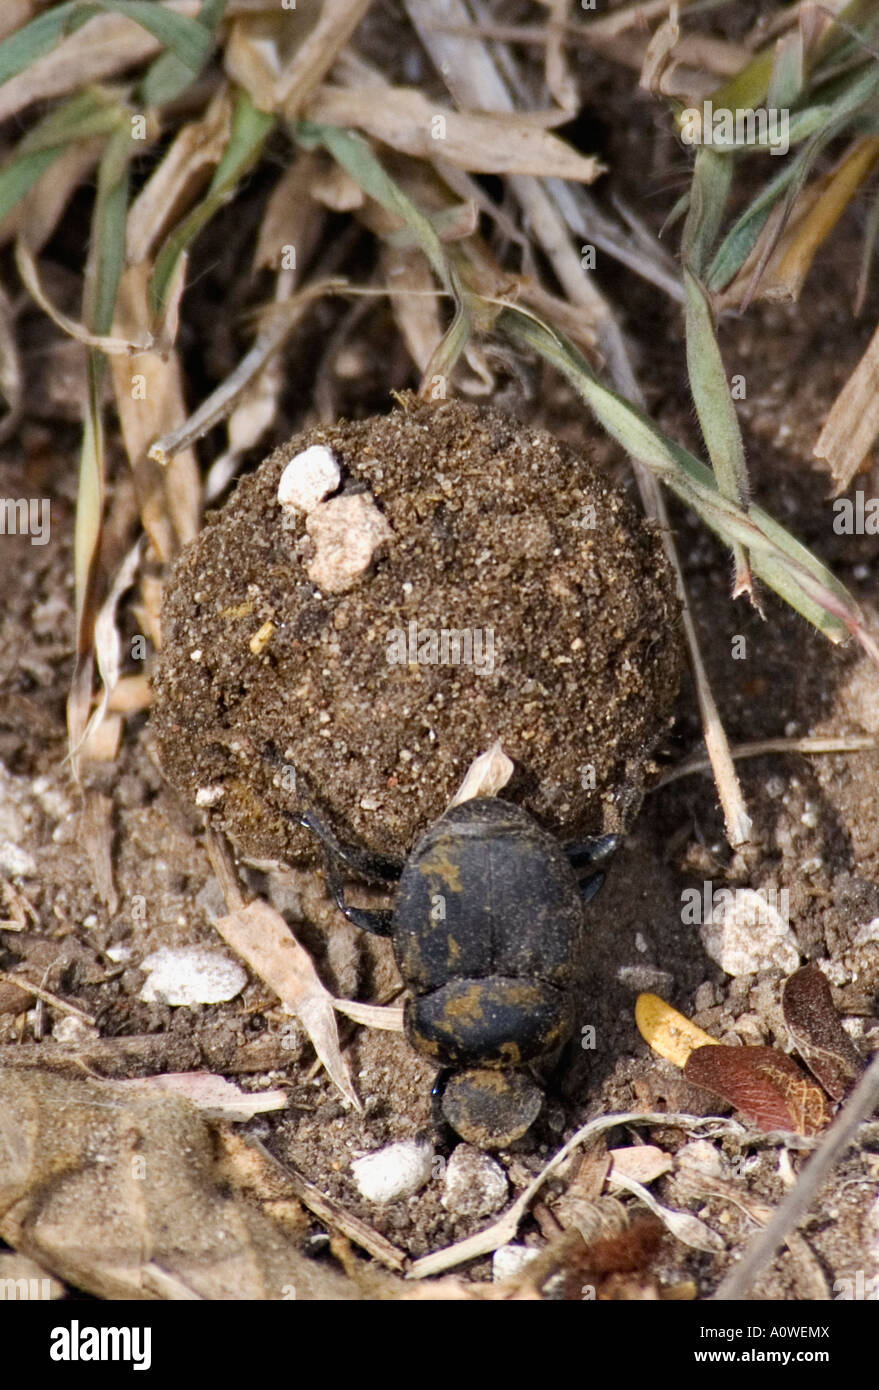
304;86;604;183
109;263;200;556
814;314;879;492
657;734;877;786
14;238;151;354
332;1000;404;1031
211;893;361;1112
80;538;142;765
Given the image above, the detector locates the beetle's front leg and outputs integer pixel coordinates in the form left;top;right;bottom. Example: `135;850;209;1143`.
323;853;395;937
564;833;621;903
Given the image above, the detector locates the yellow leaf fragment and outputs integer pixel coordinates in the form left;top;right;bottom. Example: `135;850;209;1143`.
635;992;720;1069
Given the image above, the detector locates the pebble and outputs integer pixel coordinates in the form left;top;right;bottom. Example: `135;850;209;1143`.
699;888;800;976
305;493;393;594
351;1138;434;1203
492;1244;540;1283
442;1144;508;1217
138;946;247;1005
277;444;341;514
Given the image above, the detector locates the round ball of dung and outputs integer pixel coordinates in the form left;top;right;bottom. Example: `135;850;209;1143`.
152;396;681;861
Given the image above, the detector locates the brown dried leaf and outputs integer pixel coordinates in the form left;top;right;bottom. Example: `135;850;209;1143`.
304;86;604;183
126;90;232;267
684;1044;831;1135
116;1071;287;1120
214;898;361;1111
78;789;117;915
0;1068;368;1300
782;963;863;1100
109;263;200;560
814;315;879;494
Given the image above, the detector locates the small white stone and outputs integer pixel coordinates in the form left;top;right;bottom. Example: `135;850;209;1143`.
277;444;340;514
492;1244;539;1283
699;889;800;976
442;1145;508;1217
855;917;879;947
305;493;392;594
138;946;247;1006
53;1014;99;1045
0;841;36;878
351;1138;434;1204
195;785;225;807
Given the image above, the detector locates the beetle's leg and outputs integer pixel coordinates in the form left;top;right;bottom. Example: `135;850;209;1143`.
298;809;404;884
564;833;621;873
564;833;620;904
578;870;605;904
262;742;403;884
323;853;395;937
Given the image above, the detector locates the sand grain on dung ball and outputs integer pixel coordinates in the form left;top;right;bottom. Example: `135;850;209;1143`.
152;396;681;860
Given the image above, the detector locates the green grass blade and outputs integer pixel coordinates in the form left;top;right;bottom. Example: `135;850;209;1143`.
150;90;274;314
76;1;213;74
498;305;857;646
292;119;451;291
140;0;227;106
0;0;214;90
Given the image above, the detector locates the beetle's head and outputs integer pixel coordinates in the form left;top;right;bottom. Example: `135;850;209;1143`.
437;1067;543;1149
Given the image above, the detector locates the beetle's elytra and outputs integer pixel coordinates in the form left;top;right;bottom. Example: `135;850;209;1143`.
283;776;619;1148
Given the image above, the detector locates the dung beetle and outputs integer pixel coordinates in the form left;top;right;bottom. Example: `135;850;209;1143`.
267;753;618;1148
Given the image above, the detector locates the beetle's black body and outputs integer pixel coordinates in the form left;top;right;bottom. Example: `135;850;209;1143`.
267;751;619;1146
394;799;584;1069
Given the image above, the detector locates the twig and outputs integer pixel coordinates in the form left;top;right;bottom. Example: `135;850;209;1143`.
0;970;96;1025
409;1111;743;1279
714;1051;879;1300
248;1136;408;1272
656;734;878;788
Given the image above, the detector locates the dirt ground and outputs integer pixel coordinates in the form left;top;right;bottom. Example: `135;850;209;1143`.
1;7;878;1302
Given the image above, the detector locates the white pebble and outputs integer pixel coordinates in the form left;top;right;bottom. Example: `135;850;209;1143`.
306;493;393;594
277;444;340;514
351;1138;434;1204
53;1014;99;1045
138;946;247;1006
492;1244;540;1283
699;889;800;976
442;1145;508;1217
195;785;225;807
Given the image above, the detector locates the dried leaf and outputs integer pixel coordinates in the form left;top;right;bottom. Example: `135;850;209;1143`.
448;740;514;808
814;314;879;493
303;86;604;183
0;1067;367;1300
214;898;361;1111
782;963;863;1101
635;992;720;1068
79;789;117;914
109;263;201;558
684;1044;832;1135
117;1072;288;1120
